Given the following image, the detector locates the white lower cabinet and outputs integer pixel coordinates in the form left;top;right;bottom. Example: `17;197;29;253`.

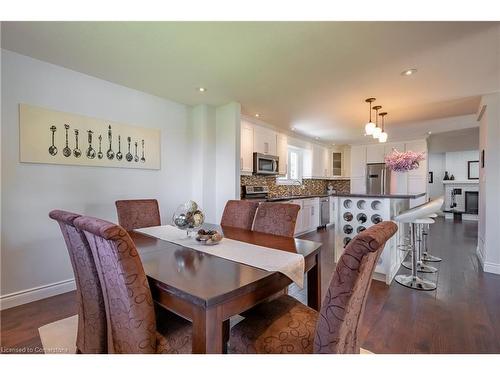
286;198;321;235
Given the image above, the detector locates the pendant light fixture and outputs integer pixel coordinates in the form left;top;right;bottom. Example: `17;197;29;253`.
372;105;382;139
364;98;376;135
378;112;388;143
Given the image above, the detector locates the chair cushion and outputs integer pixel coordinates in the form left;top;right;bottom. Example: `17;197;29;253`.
155;310;192;354
230;295;318;354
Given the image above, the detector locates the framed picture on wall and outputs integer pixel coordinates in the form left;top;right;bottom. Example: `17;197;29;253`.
467;160;479;180
428;171;433;183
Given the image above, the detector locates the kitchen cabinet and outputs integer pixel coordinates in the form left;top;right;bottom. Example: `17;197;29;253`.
302;198;320;232
366;144;385;164
276;133;288;176
304;144;330;178
253;125;277;155
240;121;254;173
289;199;304;235
350;145;367;178
350;177;366;194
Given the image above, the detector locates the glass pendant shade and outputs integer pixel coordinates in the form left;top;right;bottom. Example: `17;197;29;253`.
372;127;382;138
379;132;388;143
365;122;376;135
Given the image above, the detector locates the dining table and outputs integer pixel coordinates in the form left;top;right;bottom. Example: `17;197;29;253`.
131;225;323;354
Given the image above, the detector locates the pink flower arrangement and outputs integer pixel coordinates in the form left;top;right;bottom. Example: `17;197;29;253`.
384;149;426;172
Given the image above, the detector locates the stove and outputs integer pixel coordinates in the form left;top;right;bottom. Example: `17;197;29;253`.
242;185;269;201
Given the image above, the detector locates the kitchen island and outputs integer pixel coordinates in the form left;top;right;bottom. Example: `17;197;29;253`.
266;192;425;284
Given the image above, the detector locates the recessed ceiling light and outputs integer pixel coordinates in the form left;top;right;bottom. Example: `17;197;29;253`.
428;131;432;135
197;87;207;92
255;113;261;118
291;127;296;131
401;68;417;76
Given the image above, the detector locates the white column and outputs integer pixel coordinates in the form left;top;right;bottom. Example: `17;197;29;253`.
478;92;500;274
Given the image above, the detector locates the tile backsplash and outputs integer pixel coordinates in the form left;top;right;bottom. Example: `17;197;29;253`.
240;175;350;198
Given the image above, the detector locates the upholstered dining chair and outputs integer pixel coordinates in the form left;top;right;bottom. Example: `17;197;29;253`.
115;199;161;231
49;210;107;354
73;215;192;354
220;200;260;230
252;202;300;237
230;221;398;354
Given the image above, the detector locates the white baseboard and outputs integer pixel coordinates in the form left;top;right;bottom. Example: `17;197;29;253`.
484;261;500;275
476;245;485;267
0;278;76;311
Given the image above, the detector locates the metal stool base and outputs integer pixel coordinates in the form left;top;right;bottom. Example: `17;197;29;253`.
395;274;436;291
421;253;442;262
402;261;438;273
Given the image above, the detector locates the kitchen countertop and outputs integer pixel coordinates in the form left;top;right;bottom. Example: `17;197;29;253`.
260;192;426;202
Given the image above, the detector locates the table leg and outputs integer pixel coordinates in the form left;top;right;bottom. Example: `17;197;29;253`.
307;253;321;311
192;305;225;354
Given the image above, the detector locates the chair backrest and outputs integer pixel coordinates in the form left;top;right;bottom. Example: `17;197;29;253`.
220;200;260;230
252;202;300;237
74;215;157;354
115;199;161;231
49;209;107;353
314;221;398;354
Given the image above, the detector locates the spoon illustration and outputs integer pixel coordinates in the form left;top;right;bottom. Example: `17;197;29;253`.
106;125;114;160
97;135;103;159
134;141;139;162
62;124;71;157
126;137;133;162
140;139;146;163
86;130;96;159
73;129;82;158
48;126;58;156
116;135;123;160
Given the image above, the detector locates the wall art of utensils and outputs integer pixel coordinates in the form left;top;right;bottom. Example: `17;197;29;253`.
20;104;160;170
48;124;145;162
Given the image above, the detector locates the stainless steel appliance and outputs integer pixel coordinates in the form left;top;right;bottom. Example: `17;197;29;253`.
319;197;330;228
242;185;269;202
253;153;279;175
366;163;391;194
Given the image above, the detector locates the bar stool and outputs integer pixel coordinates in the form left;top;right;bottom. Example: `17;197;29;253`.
401;217;437;273
421;213;442;262
393;200;443;291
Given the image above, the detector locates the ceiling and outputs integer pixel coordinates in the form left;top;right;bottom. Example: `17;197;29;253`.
2;21;499;143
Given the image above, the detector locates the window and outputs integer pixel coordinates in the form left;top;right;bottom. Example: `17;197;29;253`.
277;146;303;185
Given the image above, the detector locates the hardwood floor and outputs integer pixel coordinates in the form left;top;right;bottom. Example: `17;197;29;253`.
1;217;499;353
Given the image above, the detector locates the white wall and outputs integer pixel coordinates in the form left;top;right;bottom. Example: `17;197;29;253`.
215;102;241;221
0;50;195;307
477;92;500;275
189;104;216;223
444;150;480;181
428;153;445;200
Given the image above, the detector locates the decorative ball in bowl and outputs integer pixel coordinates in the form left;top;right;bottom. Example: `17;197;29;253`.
196;229;223;245
172;200;205;237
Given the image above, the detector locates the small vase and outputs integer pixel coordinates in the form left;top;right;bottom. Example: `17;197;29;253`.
444;171;450;180
450;174;455;180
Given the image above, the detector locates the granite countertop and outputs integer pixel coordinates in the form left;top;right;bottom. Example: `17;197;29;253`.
262;192;426;202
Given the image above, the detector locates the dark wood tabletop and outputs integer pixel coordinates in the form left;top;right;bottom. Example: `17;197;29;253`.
131;225;323;354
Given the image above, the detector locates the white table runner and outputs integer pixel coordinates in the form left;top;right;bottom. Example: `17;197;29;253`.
135;225;305;288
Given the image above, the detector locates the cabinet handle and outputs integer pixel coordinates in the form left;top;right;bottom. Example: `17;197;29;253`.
311;206;314;215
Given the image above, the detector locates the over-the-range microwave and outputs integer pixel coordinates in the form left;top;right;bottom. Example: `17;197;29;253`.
253;152;279;175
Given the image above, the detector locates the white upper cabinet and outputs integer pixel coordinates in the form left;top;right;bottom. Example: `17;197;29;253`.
253;125;277;155
366;144;386;164
276;133;288;176
240;121;254;173
350;145;367;177
304;143;330;178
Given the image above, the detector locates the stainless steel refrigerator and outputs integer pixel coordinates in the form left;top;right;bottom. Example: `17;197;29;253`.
366;163;391;195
